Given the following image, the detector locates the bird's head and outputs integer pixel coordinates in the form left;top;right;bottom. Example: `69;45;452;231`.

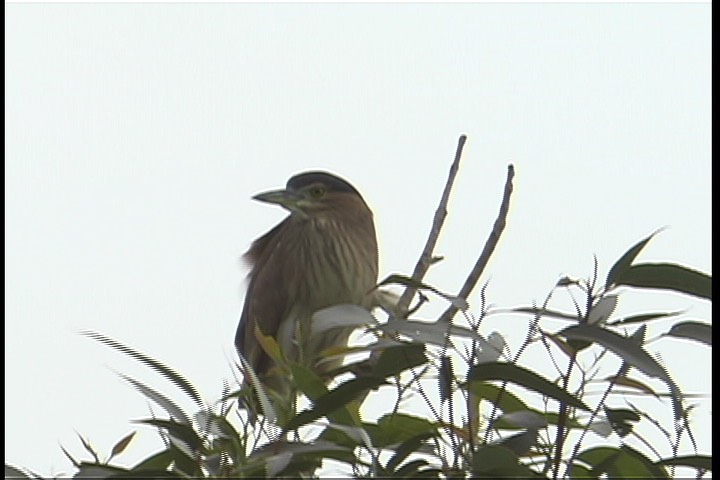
252;171;368;219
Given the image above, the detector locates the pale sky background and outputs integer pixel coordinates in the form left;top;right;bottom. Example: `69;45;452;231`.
5;3;711;477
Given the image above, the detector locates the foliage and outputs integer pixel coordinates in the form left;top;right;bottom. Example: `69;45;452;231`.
5;230;711;479
5;137;711;479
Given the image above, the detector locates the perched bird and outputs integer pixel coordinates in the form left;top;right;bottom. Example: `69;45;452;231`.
236;171;378;399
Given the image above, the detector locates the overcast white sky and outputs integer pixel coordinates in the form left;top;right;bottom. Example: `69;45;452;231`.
6;3;711;477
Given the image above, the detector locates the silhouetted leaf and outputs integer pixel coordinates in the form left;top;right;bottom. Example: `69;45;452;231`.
438;355;453;403
117;374;190;425
606;311;683;326
665;321;712;346
500;306;580;322
616;263;711;301
604;407;640;438
75;431;100;463
605;229;662;290
109;431;136;460
81;331;202;406
133;419;202;453
604;375;660;398
560;325;670;382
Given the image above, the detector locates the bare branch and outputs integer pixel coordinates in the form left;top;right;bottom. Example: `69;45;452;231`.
397;134;467;316
438;164;515;324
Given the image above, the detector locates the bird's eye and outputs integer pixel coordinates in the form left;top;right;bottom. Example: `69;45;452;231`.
309;186;326;198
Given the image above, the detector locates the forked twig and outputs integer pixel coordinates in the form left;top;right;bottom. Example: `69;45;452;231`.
397;134;467;316
438;164;515;324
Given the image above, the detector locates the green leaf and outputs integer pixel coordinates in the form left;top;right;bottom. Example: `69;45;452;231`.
616;263;711;300
576;445;669;479
665;321;712;346
467;362;590;412
560;325;670;382
385;432;435;473
466;381;529;414
605;229;662;290
131;449;174;471
471;445;544;478
73;463;130;478
374;413;439;447
284;376;382;432
371;342;427;378
290;363;356;426
604;407;640;438
656;454;712;471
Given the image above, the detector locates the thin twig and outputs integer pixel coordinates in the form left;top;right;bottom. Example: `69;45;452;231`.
438;164;515;324
396;134;467;317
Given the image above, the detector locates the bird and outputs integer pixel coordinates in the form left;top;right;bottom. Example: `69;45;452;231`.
236;171;379;403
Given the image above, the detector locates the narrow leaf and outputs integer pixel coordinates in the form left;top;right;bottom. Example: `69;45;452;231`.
438;355;453;403
284;377;382;432
109;431;136;460
607;311;683;327
656;454;712;471
665;321;712;346
560;325;670;382
501;306;581;322
312;304;377;334
237;350;277;423
117;373;191;425
605;229;663;290
81;331;202;406
616;263;711;300
467;362;590;411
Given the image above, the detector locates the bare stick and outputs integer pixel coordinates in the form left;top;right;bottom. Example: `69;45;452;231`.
437;164;515;324
396;134;467;316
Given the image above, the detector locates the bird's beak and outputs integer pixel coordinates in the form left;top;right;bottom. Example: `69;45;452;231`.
252;189;305;212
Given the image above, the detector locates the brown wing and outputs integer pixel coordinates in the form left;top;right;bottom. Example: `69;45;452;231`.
235;218;291;378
